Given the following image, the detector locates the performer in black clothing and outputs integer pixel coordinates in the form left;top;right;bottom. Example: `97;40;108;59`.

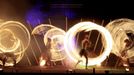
75;34;91;69
0;52;16;67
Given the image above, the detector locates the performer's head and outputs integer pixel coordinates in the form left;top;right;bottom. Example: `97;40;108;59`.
85;34;89;39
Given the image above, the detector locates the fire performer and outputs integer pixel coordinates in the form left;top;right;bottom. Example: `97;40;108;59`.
75;34;92;69
45;38;52;66
0;52;16;67
119;38;134;67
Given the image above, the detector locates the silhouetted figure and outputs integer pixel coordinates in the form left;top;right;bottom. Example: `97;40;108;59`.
119;38;133;67
75;34;91;69
45;38;52;66
0;52;16;67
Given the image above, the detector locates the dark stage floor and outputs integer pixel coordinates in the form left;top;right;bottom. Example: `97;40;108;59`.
0;66;134;74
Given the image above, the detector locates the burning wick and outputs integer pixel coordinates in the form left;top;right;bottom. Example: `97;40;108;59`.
123;63;128;67
125;68;129;72
39;56;46;66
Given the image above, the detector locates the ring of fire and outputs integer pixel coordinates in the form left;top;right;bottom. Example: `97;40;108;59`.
64;22;113;66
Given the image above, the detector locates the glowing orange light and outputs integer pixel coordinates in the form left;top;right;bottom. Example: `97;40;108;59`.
123;63;129;67
125;68;129;72
96;63;101;67
64;22;113;66
0;21;31;66
39;56;46;66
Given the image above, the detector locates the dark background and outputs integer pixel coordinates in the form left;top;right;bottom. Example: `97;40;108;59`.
0;0;133;66
0;0;133;24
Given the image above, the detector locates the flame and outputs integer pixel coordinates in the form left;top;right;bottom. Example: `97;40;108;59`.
64;22;113;66
125;68;129;72
96;63;101;67
8;63;14;66
0;68;3;71
39;56;46;66
123;63;128;67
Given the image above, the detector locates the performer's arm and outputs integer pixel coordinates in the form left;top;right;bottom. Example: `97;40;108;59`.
81;40;84;49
